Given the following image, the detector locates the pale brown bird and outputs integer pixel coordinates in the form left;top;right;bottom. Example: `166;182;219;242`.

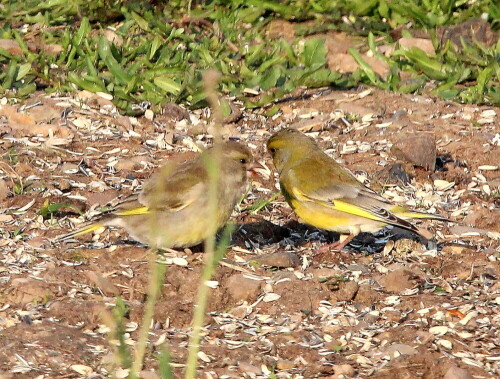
58;141;253;249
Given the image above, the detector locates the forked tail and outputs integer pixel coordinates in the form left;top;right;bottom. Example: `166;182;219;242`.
55;222;104;242
394;208;453;223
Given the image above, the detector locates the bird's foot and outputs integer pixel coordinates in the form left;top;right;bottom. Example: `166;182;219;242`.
315;234;355;253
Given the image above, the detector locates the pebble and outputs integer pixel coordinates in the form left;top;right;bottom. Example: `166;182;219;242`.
331;281;359;302
0;38;23;56
0;179;9;200
443;365;473;379
70;364;93;375
398;37;436;55
226;274;262;302
345;264;370;274
276;359;295;370
84;271;121;297
333;364;355;377
391;133;436;171
238;362;262;375
252;252;301;268
380;269;413;293
385;343;417;357
312;267;342;280
139;370;160;379
115;156;151;171
144;109;154;120
228;305;250;318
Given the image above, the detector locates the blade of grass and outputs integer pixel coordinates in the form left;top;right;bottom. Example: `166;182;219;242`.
349;48;386;88
129;251;167;379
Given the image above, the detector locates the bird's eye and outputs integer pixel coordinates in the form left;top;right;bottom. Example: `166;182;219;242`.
270;148;276;154
240;158;247;164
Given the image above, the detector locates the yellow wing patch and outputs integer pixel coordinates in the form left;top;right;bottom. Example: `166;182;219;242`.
291;186;386;222
327;199;386;222
115;206;150;216
56;222;104;241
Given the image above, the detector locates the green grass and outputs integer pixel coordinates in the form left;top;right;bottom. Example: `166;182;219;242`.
1;0;498;110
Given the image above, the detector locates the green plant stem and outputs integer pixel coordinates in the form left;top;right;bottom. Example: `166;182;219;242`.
185;69;223;379
184;241;217;379
130;250;166;379
184;135;220;379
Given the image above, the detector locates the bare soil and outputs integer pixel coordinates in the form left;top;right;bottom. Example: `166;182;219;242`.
0;88;498;378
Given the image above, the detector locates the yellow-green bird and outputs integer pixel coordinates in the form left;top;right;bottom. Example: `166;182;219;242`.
267;128;451;250
58;141;253;249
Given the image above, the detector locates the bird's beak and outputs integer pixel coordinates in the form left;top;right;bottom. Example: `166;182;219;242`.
247;162;262;178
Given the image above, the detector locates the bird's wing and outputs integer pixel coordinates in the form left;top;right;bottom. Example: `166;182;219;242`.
114;159;207;216
285;162;418;232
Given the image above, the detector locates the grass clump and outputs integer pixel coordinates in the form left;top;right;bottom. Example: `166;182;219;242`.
1;0;498;110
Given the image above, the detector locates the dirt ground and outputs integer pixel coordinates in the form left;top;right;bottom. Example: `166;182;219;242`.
0;87;499;378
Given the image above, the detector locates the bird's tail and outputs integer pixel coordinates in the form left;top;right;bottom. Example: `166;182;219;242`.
55;222;106;242
391;206;453;223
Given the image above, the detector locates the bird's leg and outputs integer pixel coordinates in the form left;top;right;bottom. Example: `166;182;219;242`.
316;233;355;253
332;234;355;251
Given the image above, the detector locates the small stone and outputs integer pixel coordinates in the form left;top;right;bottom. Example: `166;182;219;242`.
443;365;473;379
144;109;154;120
415;330;434;345
139;371;160;379
276;359;295;370
438;18;496;50
226;274;262;302
391;134;436;171
115;156;151;171
354;285;382;305
311;268;342;280
161;103;190;122
238;362;262;375
115;368;129;379
345;264;370;274
252;252;301;268
373;163;411;188
398;37;436;55
84;271;121;297
41;43;63;56
70;364;93;375
331;281;359;302
385;343;417;357
228;305;250;318
103;30;123;46
0;179;9;200
0;214;13;222
478;165;498;171
379;269;414;293
0;39;23;56
333;364;355;377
